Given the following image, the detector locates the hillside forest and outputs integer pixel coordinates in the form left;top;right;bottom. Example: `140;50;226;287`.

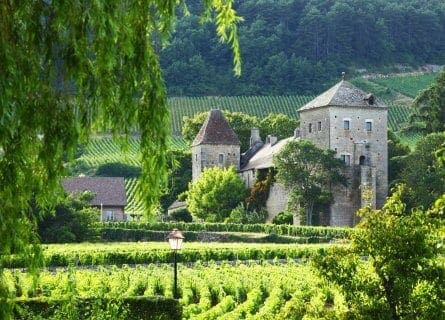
161;0;445;96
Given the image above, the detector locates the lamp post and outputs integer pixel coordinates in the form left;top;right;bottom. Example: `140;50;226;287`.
167;228;184;299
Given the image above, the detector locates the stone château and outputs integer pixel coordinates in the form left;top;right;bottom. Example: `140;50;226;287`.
192;80;388;226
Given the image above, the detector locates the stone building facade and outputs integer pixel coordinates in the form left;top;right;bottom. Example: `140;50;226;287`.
298;80;388;225
191;80;388;226
192;109;240;180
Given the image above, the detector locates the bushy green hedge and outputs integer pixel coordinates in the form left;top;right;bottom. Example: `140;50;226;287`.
95;222;351;239
97;228;331;244
14;296;181;320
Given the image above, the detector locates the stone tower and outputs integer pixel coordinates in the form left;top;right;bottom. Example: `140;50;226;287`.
298;80;388;226
192;109;241;181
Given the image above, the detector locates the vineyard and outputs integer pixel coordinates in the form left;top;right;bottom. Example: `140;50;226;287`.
6;261;347;319
167;95;314;136
367;72;438;98
4;242;334;268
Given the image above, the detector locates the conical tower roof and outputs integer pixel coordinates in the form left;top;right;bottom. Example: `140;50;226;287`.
299;80;386;112
192;109;240;146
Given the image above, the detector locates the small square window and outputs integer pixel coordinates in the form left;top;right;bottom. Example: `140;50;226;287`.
366;121;372;132
340;154;351;165
343;120;350;130
218;154;224;164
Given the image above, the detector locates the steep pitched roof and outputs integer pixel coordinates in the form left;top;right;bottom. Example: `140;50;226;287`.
61;177;127;207
298;80;386;112
192;109;240;146
240;137;298;171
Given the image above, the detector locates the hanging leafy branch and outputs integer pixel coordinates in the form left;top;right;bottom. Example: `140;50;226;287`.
0;1;241;318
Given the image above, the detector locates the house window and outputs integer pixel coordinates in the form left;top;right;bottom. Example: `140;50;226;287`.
365;120;372;132
343;119;350;130
218;153;224;164
106;210;115;221
317;121;322;131
340;154;351;165
308;123;312;133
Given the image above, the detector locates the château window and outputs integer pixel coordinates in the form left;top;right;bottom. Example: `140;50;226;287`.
308;123;312;133
340;154;351;165
218;153;224;164
317;121;322;131
365;120;372;132
343;119;350;130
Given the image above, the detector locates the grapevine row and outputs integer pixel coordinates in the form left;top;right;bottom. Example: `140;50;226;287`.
7;262;346;319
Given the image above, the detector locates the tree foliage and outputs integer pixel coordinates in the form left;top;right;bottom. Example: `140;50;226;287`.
274;140;347;225
159;149;192;213
409;69;445;134
259;113;299;141
186;166;248;222
0;1;241;317
397;132;445;210
182;110;298;151
162;0;445;96
37;192;98;243
182;110;259;150
313;185;445;319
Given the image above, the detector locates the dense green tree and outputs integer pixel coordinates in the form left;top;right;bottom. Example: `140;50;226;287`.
159;149;192;213
95;162;141;178
182;110;299;150
161;0;445;96
37;192;98;243
313;185;445;319
259;113;299;140
224;111;260;150
397;132;445;210
186;166;248;222
387;130;411;186
0;1;241;317
182;110;259;150
274;140;347;225
409;70;445;134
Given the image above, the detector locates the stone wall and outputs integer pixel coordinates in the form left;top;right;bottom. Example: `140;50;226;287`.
265;183;290;222
192;144;240;180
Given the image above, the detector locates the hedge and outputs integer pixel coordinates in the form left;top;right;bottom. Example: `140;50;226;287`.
97;228;334;243
13;296;181;320
94;222;351;239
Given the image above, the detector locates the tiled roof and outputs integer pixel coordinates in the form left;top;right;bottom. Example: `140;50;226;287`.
192;109;240;146
240;137;298;171
299;80;386;112
61;177;127;207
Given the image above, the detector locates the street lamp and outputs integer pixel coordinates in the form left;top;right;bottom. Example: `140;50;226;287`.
167;228;184;299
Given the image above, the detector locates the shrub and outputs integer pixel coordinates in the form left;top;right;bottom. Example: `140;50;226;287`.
95;162;141;178
272;212;294;225
167;208;193;222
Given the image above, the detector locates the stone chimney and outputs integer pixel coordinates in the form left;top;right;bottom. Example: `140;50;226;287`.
250;128;262;147
266;135;278;146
